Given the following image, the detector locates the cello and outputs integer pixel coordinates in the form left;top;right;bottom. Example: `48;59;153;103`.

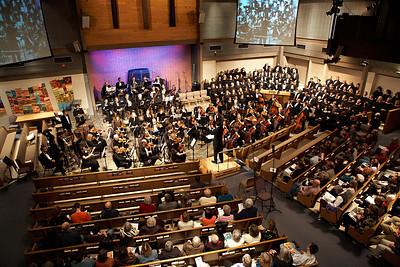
294;109;306;132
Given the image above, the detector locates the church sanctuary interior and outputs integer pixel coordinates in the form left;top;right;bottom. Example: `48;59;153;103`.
1;0;400;266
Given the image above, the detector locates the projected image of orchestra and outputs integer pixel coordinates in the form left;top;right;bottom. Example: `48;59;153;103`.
0;0;52;66
236;0;299;46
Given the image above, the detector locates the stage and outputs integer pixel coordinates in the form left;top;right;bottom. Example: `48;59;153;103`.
200;154;241;180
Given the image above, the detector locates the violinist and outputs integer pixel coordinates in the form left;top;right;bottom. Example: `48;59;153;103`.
140;139;159;166
112;147;133;169
80;144;100;172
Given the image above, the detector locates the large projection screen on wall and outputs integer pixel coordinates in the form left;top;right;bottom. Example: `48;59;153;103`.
0;0;52;66
235;0;299;46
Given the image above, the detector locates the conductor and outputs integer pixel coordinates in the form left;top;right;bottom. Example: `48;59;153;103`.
213;117;224;164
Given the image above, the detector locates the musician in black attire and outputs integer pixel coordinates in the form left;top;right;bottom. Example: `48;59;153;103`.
73;104;85;126
60;110;73;132
38;145;66;175
213;117;224;164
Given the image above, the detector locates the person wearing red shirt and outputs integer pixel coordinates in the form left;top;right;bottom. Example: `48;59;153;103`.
139;195;157;214
71;203;91;223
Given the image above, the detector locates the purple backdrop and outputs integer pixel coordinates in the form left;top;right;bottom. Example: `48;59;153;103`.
86;45;193;99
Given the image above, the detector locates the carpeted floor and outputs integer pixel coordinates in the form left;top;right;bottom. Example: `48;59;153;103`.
0;129;398;267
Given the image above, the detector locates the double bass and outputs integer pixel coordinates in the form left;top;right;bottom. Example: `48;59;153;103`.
294;109;306;132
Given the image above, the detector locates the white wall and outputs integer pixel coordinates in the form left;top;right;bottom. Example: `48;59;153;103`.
215;57;276;74
0;73;93;125
202;60;217;82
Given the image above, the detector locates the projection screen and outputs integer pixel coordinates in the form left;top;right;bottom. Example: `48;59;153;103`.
235;0;299;46
0;0;52;66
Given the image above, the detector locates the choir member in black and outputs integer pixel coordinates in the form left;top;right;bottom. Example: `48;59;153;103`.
213;118;224;164
60;110;73;132
116;77;126;93
38;145;66;175
73;104;85;126
112;147;133;169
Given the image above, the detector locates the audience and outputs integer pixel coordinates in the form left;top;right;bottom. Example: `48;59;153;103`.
199;188;217;206
231;254;256;267
140;216;163;235
200;208;217;226
159;240;183;260
190;175;206;189
136;242;158;263
71;203;91;223
56;222;82;247
95;249;114;267
139;195;157;214
178;211;194;230
183;236;205;255
217;204;234;222
243;224;261;244
235;198;258;220
225;229;245;248
217;185;234;202
100;201;119;219
119;222;138;246
158;193;179;211
205;233;224;251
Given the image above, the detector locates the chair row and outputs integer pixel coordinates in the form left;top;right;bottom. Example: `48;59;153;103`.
33;160;201;190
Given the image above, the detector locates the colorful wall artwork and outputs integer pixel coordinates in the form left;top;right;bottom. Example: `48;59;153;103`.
86;45;193;100
6;83;53;114
50;76;74;111
0;97;5;114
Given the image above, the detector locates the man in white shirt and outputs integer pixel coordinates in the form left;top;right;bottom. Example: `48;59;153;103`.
199;188;217;206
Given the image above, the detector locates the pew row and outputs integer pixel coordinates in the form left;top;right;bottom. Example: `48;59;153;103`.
319;151;388;225
235;124;295;162
133;237;288;267
25;216;264;262
33;160;201;190
32;173;212;204
276;138;348;194
260;130;334;181
249;125;320;170
11;124;38;178
28;199;243;241
31;184;224;223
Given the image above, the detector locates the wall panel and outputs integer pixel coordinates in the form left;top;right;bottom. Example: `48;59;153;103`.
77;0;198;49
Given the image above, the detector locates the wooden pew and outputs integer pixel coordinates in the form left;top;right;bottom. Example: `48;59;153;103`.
249;125;320;170
32;173;212;204
33;160;201;190
0;127;16;159
276;138;348;193
382;250;400;267
132;237;288;267
28;199;243;241
346;151;400;245
260;130;333;182
25;216;264;262
31;184;224;223
319;152;388;225
12;124;38;177
236;124;295;162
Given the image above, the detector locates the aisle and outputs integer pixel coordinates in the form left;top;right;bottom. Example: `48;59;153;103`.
0;178;35;267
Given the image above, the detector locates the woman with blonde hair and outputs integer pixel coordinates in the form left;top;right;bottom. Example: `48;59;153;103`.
136;242;158;263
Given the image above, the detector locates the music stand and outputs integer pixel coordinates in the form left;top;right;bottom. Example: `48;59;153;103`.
205;134;214;157
190;138;197;161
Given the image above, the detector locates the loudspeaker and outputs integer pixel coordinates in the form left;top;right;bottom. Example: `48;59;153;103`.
111;0;119;29
82;16;90;29
169;0;176;27
72;40;81;53
199;10;205;24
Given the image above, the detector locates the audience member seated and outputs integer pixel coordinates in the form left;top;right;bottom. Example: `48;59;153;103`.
56;222;82;247
277;242;319;266
298;179;321;197
199;188;217;206
49;206;70;226
190;175;206;189
159;240;183;260
100;201;119;219
243;224;261;244
95;249;114;267
119;222;139;246
200;208;217;226
322;181;357;211
139;195;157;214
234;198;258;220
178;211;194;230
217;185;234;202
217;204;234;222
370;215;400;245
205;233;224;251
231;254;256;267
135;242;158;264
140;216;163;235
158;193;179;211
269;245;293;267
115;247;137;266
263;219;279;240
258;252;273;267
70;251;95;267
183;236;205;256
225;229;244;248
71;203;91;223
369;227;400;259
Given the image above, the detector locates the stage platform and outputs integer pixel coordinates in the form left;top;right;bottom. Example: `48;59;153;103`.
200;154;241;180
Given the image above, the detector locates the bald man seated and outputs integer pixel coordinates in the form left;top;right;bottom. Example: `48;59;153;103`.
100;201;119;219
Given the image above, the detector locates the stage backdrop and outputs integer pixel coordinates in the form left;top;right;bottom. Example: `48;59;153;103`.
86;45;193;100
